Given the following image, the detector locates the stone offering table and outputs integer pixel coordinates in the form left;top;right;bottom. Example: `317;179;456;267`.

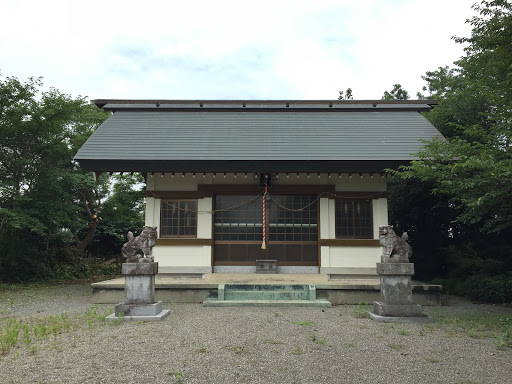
106;261;170;322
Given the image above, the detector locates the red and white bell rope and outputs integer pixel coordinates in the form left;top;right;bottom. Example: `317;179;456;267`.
261;183;268;250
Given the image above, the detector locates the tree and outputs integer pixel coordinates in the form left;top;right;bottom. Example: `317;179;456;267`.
90;173;145;255
338;88;353;100
382;84;410;100
0;72;111;280
395;0;512;235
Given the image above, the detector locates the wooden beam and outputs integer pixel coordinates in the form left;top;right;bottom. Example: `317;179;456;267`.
145;191;212;199
330;192;387;199
157;238;212;246
319;239;380;247
198;184;336;194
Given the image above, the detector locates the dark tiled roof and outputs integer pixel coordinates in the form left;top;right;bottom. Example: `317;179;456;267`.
74;100;442;172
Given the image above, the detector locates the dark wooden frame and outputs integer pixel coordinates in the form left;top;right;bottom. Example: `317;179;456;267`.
319;239;379;247
160;199;198;238
212;193;320;266
334;199;374;240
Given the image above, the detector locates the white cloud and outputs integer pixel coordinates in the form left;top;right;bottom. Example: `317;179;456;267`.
0;0;476;100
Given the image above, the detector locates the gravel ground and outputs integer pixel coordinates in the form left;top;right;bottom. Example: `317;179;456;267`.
1;281;511;384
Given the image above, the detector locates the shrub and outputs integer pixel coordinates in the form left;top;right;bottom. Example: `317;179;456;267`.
463;275;512;303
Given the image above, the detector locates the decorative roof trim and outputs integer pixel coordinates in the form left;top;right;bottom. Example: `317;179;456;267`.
95;99;437;113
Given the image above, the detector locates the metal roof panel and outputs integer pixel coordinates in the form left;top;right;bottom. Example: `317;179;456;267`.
74;110;442;162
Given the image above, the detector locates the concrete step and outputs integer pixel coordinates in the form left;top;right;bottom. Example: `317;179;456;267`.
203;298;332;307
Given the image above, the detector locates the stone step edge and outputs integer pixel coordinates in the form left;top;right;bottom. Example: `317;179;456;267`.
202;298;331;307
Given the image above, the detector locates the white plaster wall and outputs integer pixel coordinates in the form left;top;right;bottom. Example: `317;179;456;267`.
145;197;161;234
372;198;389;237
153;245;211;268
197;198;212;238
319;198;330;240
144;173;387;272
327;246;380;268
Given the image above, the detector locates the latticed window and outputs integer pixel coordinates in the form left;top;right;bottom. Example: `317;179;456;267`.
269;195;318;242
335;199;373;239
214;195;262;241
161;200;197;237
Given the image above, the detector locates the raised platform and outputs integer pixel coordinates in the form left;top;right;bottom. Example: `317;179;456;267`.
91;274;442;305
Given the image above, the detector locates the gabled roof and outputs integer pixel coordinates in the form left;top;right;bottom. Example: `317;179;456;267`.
74;100;441;173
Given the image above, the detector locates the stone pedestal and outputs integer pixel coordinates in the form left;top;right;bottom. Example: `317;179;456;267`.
369;260;432;323
106;262;170;322
256;259;277;274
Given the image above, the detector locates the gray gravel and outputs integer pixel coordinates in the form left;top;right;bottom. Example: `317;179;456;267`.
1;281;511;384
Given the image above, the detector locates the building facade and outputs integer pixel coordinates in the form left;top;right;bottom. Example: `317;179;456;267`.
75;100;442;278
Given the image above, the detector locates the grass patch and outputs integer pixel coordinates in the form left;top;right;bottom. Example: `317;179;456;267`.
310;334;326;344
388;344;406;350
353;303;371;319
0;304;119;356
292;321;315;326
435;313;512;348
425;357;442;363
224;346;248;354
290;345;305;355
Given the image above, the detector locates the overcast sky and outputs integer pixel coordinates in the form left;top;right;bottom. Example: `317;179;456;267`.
1;0;475;101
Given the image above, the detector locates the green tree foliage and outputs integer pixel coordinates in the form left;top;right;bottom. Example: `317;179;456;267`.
90;173;145;256
338;88;353;100
387;1;512;297
397;0;512;235
381;83;410;100
0;73;118;281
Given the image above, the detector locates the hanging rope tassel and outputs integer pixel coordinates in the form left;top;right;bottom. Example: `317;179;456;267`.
261;183;267;250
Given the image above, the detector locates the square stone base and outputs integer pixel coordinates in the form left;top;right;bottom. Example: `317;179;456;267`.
106;301;170;321
106;310;170;322
372;301;423;317
115;301;163;316
369;311;433;323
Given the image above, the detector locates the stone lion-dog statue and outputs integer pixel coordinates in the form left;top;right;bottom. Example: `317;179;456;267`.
121;226;158;262
379;225;412;262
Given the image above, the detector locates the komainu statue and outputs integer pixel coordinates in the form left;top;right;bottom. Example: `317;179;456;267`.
379;225;412;262
122;226;158;262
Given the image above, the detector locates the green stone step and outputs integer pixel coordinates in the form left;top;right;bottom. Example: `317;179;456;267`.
223;284;311;301
225;290;309;301
203;284;332;307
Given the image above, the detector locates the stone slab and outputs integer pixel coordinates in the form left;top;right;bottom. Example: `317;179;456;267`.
369;311;433;323
124;274;156;304
379;275;413;305
372;301;423;317
122;262;158;275
376;262;414;276
106;309;170;322
115;301;163;316
203;298;332;307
